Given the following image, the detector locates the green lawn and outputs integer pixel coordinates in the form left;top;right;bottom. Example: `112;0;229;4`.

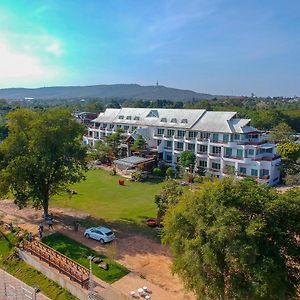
0;230;77;300
43;232;129;283
51;169;163;224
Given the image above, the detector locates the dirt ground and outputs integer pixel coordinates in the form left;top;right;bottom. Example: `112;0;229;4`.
0;200;195;300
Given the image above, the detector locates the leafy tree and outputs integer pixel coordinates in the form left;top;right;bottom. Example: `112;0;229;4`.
166;167;175;178
163;178;299;300
154;179;182;220
131;135;146;152
179;151;196;172
105;128;124;158
277;142;300;161
0;108;87;217
269;122;295;143
91;140;111;162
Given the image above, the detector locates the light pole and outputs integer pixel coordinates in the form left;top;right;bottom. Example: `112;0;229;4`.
87;256;95;299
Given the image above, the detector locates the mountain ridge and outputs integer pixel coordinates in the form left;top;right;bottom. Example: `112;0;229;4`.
0;84;214;101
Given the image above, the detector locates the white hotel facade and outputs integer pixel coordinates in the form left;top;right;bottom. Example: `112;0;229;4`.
84;108;281;185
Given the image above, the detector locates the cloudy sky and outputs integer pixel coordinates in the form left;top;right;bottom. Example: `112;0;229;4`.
0;0;299;96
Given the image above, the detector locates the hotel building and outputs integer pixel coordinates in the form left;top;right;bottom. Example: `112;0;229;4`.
84;108;281;185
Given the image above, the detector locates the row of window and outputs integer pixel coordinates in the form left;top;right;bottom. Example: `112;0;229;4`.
118;115;140;121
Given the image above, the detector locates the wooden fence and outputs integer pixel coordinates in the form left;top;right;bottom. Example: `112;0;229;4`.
22;239;89;289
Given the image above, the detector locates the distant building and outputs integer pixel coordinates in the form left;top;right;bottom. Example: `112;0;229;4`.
84;108;281;185
74;111;97;126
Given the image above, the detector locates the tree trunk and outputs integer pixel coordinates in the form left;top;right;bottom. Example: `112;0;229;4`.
43;190;49;218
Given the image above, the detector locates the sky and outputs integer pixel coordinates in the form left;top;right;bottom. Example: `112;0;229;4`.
0;0;299;96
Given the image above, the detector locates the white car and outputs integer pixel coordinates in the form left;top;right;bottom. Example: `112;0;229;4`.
84;227;115;244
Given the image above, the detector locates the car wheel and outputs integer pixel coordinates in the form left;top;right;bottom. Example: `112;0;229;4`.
85;234;90;239
99;238;104;244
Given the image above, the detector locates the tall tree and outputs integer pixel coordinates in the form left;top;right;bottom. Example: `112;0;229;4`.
269;122;295;143
277;142;300;161
163;178;300;300
0;108;87;216
105;128;124;158
179;150;196;172
131;135;146;152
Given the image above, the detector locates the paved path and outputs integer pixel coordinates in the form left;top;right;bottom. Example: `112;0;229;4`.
0;268;50;300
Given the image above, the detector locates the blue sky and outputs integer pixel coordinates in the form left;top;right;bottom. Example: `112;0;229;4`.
0;0;299;96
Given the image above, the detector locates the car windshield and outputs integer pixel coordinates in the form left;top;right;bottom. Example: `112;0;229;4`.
105;231;113;236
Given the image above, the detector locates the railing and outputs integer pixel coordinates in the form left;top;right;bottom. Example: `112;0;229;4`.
197;151;207;155
209;152;221;157
22;239;89;289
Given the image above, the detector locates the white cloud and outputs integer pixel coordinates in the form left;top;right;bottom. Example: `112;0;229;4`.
0;37;61;87
46;40;64;56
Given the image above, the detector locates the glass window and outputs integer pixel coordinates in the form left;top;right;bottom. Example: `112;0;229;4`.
212;133;219;142
212;146;221;154
187;144;195;151
225;148;232;157
176;142;184;150
171;118;177;123
134;116;140;120
212;162;221;170
166;141;172;147
157;128;164;135
251;169;258;176
177;130;185;137
239;167;247;174
118;115;124;119
223;134;229;142
126;116;131;120
157;139;162;146
237;149;243;157
199;160;207;167
166;155;172;162
181;119;188;123
248;149;255;155
200;132;210;140
160;118;167;122
167;129;175;137
234;134;240;140
124;125;129;131
198;145;208;153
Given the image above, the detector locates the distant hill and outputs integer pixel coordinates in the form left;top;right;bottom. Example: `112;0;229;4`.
0;84;214;101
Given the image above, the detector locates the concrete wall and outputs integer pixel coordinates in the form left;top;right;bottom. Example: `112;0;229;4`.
18;249;88;300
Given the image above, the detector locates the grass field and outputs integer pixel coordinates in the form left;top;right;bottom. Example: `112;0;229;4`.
43;232;129;283
51;169;163;224
0;230;77;300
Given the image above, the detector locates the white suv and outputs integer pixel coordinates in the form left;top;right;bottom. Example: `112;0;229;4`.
84;227;115;244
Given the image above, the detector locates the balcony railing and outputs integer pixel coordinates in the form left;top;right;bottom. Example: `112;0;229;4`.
197;137;209;142
154;133;164;137
174;148;184;151
174;135;185;139
209;168;221;173
197;151;208;155
253;155;281;162
209;152;221;157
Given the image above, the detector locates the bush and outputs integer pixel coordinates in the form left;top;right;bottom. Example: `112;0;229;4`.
166;167;175;179
153;167;163;176
193;176;204;184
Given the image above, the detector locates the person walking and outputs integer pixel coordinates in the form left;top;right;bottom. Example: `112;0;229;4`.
38;228;43;239
28;232;33;242
47;217;53;230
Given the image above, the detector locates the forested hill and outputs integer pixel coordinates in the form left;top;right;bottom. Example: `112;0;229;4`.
0;84;214;101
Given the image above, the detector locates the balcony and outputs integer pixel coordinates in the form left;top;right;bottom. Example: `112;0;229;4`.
174;135;185;140
209;152;222;157
209;168;221;173
197;151;207;155
174;148;184;152
223;155;244;161
238;139;268;146
154;133;164;137
253;155;281;162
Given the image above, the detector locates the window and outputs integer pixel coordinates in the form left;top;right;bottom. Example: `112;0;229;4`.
171;118;177;123
212;133;219;142
147;110;159;118
167;129;175;137
212;146;221;154
199;160;207;167
177;130;185;137
124;125;129;131
109;124;114;129
251;169;258;177
260;169;269;176
118;115;124;119
239;167;247;174
126;116;132;120
134;116;140;120
176;142;184;150
166;154;172;162
225;148;232;157
223;134;229;142
116;124;122;129
188;131;197;138
198;145;208;153
233;134;240;140
160;117;167;122
187;143;195;151
181;119;188;123
248;149;255;156
200;132;210;140
166;141;172;148
157;139;162;146
212;162;221;170
157;128;164;135
236;149;243;158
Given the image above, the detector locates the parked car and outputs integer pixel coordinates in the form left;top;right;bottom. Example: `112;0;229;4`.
84;227;115;244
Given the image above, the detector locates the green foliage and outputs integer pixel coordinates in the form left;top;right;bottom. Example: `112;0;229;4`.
166;167;175;178
105;128;124;158
179;151;196;170
277;142;300;161
42;232;128;283
269;122;295;143
163;178;300;300
153;167;163;177
154;179;182;220
0;108;87;216
131;135;146;152
91;140;111;162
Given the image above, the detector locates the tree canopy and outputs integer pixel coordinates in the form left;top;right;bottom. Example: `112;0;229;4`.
269;122;295;143
105;128;124;158
131;135;146;152
277;142;300;161
0;108;87;216
179;150;196;171
163;178;300;300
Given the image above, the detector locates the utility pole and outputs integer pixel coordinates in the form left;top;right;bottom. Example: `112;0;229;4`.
88;256;95;299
